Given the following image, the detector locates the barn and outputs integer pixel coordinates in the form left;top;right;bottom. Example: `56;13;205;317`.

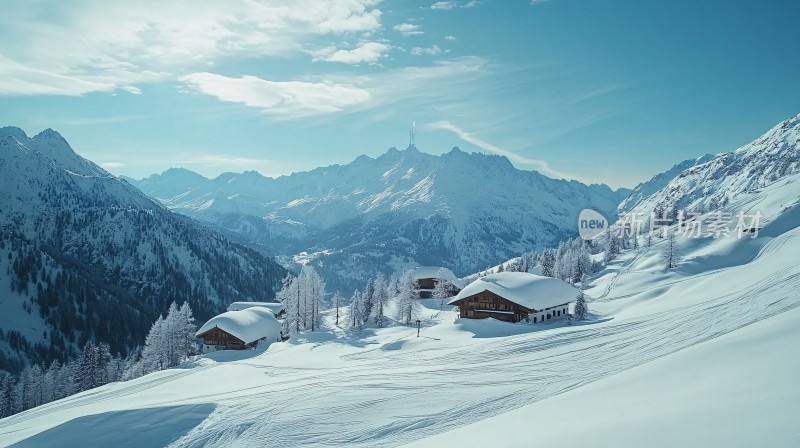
195;307;283;353
411;266;463;298
448;272;579;323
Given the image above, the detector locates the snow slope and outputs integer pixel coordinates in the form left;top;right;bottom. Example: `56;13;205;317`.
408;306;800;448
1;168;798;447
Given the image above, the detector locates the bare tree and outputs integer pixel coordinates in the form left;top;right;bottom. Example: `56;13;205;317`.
662;232;680;269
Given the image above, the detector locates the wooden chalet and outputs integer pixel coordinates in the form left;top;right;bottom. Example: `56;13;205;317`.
411;266;463;299
448;272;578;324
195;307;283;353
196;326;249;351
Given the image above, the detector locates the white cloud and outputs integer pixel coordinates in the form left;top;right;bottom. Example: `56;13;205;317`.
430;1;481;9
531;0;549;4
180;72;372;118
100;162;126;169
428;120;575;180
0;0;384;96
411;45;443;56
393;23;423;36
430;1;458;10
445;35;456;41
181;57;490;118
314;41;391;64
179;154;273;171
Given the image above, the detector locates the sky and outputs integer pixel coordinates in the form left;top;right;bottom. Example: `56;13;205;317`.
1;0;799;189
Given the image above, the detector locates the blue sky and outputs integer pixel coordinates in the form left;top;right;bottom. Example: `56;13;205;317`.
1;0;798;188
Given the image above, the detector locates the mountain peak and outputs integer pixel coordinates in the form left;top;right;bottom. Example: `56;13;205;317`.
0;126;29;142
33;128;66;142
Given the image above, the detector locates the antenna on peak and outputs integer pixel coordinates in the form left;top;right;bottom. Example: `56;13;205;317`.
409;121;416;148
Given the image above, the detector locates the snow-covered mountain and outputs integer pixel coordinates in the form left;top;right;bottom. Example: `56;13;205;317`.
4;126;799;447
128;147;630;291
618;153;714;212
627;113;800;216
0;127;286;372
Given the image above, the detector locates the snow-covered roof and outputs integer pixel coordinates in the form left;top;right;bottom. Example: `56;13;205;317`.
448;272;579;311
410;266;463;287
195;307;282;344
227;301;286;314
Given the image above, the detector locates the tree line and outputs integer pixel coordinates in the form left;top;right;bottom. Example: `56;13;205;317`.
0;301;197;418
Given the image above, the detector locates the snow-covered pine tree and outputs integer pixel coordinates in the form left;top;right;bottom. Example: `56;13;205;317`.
432;268;451;309
164;301;180;367
574;290;588;320
396;270;420;325
42;360;59;404
604;230;619;263
177;302;197;359
140;315;166;373
332;291;343;327
573;244;593;284
28;364;44;409
0;372;14;418
278;274;301;335
371;273;388;327
541;249;556;277
662;232;680;269
301;266;326;332
73;341;95;393
349;289;364;331
362;278;375;322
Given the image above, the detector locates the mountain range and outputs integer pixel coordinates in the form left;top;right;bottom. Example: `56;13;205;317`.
126;147;630;291
2;112;798;374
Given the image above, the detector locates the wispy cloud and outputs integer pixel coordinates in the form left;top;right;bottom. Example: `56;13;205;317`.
444;35;456;41
429;120;575;180
569;84;628;105
430;1;458;10
169;154;300;178
100;162;126;169
0;0;384;96
313;41;391;64
411;45;443;56
182;57;490;118
180;73;372;118
393;23;423;36
430;0;482;9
